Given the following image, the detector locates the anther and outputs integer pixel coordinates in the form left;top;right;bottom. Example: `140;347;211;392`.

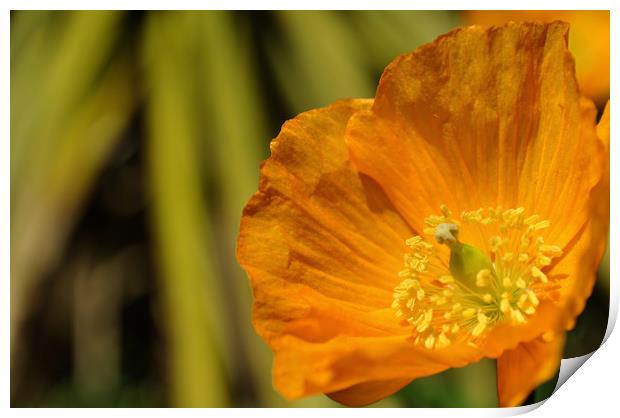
462;308;476;318
531;266;548;283
476;269;492;287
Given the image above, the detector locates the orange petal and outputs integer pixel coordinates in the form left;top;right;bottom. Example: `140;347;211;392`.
477;301;563;359
346;22;604;249
464;11;610;102
272;333;484;400
238;98;409;331
327;378;412;406
497;332;566;407
551;101;610;329
238;99;453;401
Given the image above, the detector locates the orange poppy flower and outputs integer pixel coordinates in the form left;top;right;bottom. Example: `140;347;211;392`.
237;21;609;407
464;10;610;104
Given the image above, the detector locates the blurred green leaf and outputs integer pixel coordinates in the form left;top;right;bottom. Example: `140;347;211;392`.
11;11;133;356
11;11;123;190
397;359;497;407
268;11;375;112
192;11;284;407
349;11;459;72
143;11;228;407
194;11;340;407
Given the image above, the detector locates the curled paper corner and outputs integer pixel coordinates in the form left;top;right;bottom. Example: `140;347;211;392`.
495;354;599;416
554;353;595;391
551;276;618;396
498;401;546;416
531;283;617;414
497;282;617;416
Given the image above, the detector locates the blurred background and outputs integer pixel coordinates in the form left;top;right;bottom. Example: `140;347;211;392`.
10;10;609;407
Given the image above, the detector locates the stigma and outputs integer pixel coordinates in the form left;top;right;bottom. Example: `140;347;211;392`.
435;223;459;244
392;205;562;350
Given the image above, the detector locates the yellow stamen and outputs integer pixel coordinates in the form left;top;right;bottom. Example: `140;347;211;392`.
436;333;451;349
425;334;436;349
462;308;476;318
392;206;562;350
476;269;492;287
472;321;487;337
527;290;539;306
531;266;548;283
500;297;510;313
439;275;454;284
534;220;551;230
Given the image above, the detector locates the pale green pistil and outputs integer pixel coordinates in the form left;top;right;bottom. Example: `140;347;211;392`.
435;223;495;289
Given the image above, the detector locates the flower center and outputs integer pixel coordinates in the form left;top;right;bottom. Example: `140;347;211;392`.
392;205;563;350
